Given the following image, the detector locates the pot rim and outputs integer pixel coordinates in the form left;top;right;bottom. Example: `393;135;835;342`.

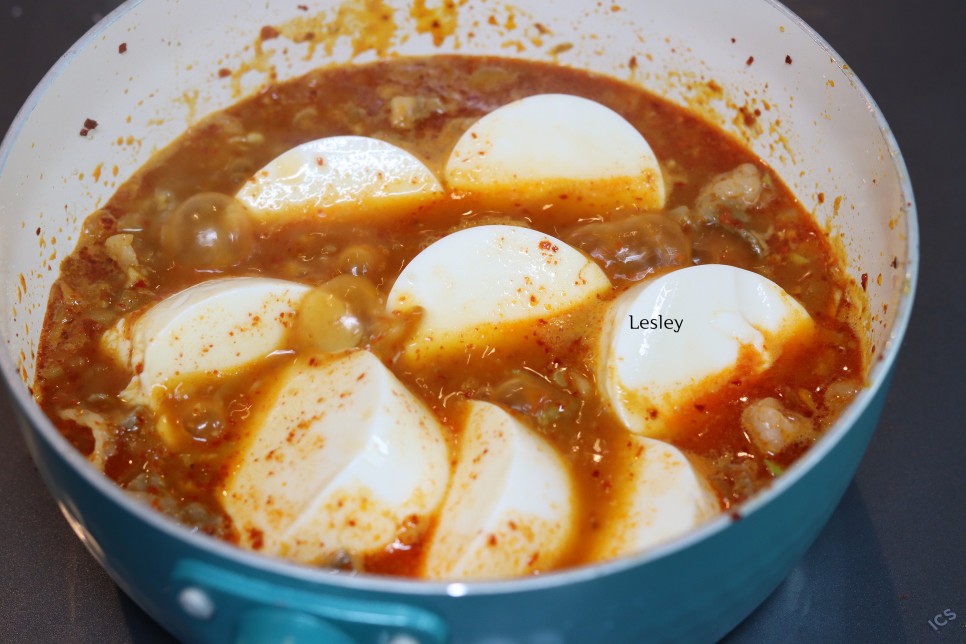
0;0;919;598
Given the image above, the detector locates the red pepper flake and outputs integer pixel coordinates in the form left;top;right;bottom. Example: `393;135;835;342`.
785;54;793;64
730;37;736;44
217;68;231;78
628;55;638;70
260;25;280;40
891;256;898;269
248;528;265;550
817;192;825;204
79;117;99;136
729;511;742;522
118;42;127;54
746;56;754;66
738;106;757;127
860;273;869;291
487;534;498;546
35;227;40;236
297;3;309;9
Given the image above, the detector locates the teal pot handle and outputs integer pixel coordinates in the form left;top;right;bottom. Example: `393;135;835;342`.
172;560;447;644
235;609;355;644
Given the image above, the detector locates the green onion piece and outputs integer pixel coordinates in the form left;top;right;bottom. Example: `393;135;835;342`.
764;459;785;477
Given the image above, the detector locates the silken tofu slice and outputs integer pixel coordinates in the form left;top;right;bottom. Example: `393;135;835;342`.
589;435;718;562
597;264;814;437
387;225;611;362
444;93;666;212
223;350;450;564
422;400;575;580
236;135;443;223
101;276;309;409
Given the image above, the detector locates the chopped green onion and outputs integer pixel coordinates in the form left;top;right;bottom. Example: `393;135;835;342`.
764;459;785;477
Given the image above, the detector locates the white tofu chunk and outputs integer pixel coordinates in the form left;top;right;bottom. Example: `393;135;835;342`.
589;436;718;562
422;400;575;580
598;264;814;436
102;277;309;407
223;350;450;564
444;94;665;212
387;225;611;361
236;135;443;223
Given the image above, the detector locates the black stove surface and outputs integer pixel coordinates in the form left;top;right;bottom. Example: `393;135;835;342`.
1;1;963;642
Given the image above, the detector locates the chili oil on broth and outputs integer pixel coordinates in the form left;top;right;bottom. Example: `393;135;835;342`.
33;55;864;577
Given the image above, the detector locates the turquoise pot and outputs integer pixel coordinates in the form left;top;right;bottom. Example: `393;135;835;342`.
0;0;917;641
5;368;895;642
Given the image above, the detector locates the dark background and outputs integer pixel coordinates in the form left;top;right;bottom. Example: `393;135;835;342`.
0;1;963;642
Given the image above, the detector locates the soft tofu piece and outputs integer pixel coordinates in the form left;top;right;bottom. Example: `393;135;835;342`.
422;400;575;580
589;436;718;562
236;135;443;223
444;93;666;212
598;264;814;437
102;277;308;407
387;225;611;361
223;350;450;564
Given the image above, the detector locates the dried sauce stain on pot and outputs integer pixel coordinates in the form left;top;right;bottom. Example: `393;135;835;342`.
410;0;467;47
647;67;798;167
218;0;587;99
33;56;866;577
222;0;404;97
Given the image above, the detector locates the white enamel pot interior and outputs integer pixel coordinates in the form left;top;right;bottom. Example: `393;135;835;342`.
0;0;916;642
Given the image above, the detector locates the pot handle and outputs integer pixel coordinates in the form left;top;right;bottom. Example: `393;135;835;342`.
172;559;448;644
